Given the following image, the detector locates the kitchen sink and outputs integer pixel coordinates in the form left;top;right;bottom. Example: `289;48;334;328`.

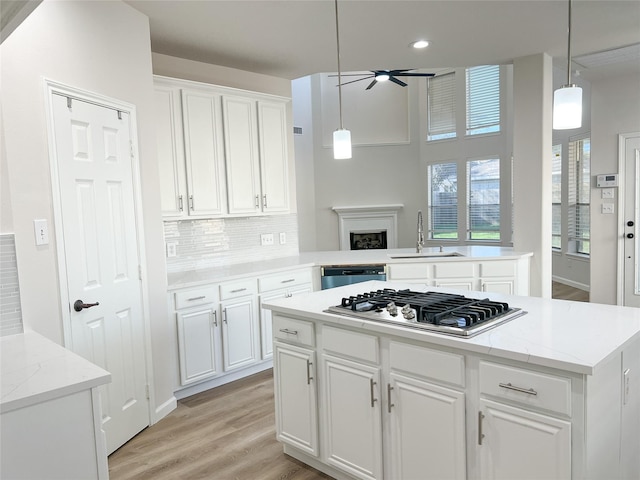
387;252;464;259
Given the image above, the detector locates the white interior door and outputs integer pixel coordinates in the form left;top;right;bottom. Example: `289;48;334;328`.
50;93;149;454
622;134;640;307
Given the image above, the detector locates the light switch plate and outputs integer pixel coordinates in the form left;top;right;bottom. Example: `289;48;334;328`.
279;232;286;244
601;188;614;199
33;219;49;245
166;242;177;258
602;203;615;214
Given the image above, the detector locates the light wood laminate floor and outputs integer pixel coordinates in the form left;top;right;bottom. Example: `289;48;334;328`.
108;369;330;480
110;282;588;479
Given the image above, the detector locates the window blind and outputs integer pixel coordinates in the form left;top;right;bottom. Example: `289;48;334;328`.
427;72;456;141
568;138;590;255
467;158;500;240
551;145;562;249
466;65;500;136
428;163;458;239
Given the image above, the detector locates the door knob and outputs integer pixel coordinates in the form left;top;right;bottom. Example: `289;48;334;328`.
627;233;635;239
628;221;635;227
74;300;100;312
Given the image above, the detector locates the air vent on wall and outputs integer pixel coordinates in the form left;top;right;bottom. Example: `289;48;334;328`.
293;126;303;135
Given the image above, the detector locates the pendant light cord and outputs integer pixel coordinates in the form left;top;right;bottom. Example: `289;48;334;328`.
566;0;573;86
335;0;344;130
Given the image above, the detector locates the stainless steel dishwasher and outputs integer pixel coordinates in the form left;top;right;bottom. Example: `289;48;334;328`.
320;265;387;289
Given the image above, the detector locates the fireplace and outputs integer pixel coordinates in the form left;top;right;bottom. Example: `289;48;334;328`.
333;204;403;251
350;231;388;250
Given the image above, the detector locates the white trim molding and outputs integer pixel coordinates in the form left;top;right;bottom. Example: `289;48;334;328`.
332;204;403;251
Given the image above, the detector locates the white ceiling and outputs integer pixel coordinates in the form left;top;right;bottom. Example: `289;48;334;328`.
124;0;640;82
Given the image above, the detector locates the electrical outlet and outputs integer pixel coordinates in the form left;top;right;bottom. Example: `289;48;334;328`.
601;203;615;214
261;233;274;246
601;188;614;199
166;242;178;258
33;219;49;246
279;232;286;244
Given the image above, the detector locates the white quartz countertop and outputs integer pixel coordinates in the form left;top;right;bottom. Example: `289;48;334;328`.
167;246;532;290
1;331;111;414
263;280;640;376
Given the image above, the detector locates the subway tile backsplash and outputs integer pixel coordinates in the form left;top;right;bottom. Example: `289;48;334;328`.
164;214;299;273
0;234;23;336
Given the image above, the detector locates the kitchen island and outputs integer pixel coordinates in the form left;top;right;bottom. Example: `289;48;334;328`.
1;331;111;479
264;281;640;480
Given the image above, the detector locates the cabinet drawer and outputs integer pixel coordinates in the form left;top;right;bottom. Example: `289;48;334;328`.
219;279;257;300
322;325;379;364
479;361;572;416
480;261;516;277
174;286;217;309
273;315;315;347
434;262;475;278
390;341;465;387
387;263;430;280
259;269;313;292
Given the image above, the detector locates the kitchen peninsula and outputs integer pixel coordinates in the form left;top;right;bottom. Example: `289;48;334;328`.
264;281;640;480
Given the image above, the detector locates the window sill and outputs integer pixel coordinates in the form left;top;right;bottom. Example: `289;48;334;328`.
566;252;590;262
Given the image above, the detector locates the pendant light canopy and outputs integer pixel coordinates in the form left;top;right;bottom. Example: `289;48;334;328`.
553;0;582;130
333;0;352;159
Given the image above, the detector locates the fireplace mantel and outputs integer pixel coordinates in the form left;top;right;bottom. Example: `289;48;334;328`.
332;204;403;251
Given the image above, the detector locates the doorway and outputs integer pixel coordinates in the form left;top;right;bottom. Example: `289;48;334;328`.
46;83;150;453
618;132;640;307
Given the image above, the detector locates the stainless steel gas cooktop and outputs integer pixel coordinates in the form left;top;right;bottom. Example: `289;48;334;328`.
325;288;526;337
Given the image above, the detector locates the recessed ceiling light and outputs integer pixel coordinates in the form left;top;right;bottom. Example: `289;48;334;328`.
410;40;429;49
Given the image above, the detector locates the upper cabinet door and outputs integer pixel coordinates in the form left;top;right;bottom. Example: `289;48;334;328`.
258;101;289;214
154;85;187;217
181;89;226;217
222;96;261;215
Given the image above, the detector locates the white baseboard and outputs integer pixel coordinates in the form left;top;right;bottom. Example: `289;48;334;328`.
552;275;590;292
153;395;177;425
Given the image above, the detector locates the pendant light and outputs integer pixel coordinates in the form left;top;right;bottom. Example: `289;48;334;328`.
553;0;582;130
333;0;352;159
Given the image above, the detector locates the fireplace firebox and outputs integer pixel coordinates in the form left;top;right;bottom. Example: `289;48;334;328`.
350;231;388;250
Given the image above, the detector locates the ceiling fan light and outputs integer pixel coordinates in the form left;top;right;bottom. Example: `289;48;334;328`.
553;85;582;129
411;40;429;49
375;74;390;82
333;129;352;159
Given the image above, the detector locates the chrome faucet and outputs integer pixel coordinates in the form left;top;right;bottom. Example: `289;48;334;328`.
416;210;425;253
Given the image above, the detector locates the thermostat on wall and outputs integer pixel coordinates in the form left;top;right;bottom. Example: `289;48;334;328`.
596;174;618;188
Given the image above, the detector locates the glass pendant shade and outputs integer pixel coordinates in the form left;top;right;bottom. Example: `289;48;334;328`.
333;128;352;159
553;86;582;129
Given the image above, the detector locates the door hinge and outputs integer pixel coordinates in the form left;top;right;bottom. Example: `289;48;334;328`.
138;265;142;281
145;384;150;400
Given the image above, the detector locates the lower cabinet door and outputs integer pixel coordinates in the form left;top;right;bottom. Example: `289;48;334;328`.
389;373;466;480
273;342;318;456
478;399;571;479
323;356;383;480
221;297;258;371
176;307;218;385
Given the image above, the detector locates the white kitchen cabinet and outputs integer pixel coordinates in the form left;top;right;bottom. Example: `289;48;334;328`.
323;355;383;480
220;279;260;372
223;95;289;215
478;398;571;479
273;340;318;457
176;306;219;385
259;268;314;359
388;373;466;480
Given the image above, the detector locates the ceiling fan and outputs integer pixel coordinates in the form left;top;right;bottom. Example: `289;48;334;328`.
332;69;435;90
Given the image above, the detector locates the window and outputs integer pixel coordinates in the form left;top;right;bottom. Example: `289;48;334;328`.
428;163;458;239
568;138;590;255
427;72;456;141
551;145;562;249
467;158;500;240
466;65;500;136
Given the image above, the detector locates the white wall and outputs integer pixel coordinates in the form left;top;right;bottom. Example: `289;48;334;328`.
590;72;640;305
0;0;173;421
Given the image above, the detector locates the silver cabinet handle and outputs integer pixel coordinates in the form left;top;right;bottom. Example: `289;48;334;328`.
624;368;631;405
306;360;313;385
211;311;218;327
222;308;227;324
387;384;394;413
189;195;194;210
499;382;538;396
279;328;298;335
230;288;247;293
178;195;184;212
281;279;295;284
187;296;206;301
370;379;378;408
255;195;260;208
478;411;485;445
263;194;267;207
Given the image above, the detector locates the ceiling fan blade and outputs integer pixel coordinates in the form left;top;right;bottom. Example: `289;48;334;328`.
392;72;436;77
389;76;408;87
366;79;378;90
338;76;374;86
328;73;375;78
